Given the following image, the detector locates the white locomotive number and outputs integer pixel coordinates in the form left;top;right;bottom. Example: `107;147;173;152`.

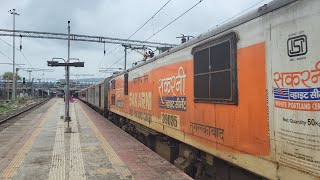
161;112;180;129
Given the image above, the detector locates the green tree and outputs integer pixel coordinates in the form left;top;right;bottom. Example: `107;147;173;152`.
2;72;21;80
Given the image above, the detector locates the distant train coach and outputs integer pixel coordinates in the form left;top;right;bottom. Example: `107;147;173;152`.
79;0;320;179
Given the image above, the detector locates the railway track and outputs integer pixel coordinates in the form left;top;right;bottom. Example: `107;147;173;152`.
0;98;50;125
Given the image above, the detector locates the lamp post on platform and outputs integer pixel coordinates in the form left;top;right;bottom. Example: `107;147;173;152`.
48;55;84;133
47;21;86;133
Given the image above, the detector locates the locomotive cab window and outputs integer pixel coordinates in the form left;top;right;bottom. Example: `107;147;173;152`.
124;74;128;95
192;32;238;104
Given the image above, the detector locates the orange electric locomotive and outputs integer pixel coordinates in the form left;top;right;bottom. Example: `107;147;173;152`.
79;0;320;179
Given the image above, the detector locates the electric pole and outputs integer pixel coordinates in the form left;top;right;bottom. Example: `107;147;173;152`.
9;9;20;101
65;21;71;132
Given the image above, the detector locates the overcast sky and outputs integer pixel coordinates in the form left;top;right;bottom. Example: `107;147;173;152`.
0;0;272;81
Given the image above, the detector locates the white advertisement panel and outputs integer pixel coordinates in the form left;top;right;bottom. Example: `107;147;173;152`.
272;12;320;176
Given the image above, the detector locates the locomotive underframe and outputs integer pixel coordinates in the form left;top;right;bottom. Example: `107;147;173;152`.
84;101;263;180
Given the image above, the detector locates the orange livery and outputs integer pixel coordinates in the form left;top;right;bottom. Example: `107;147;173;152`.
79;0;320;179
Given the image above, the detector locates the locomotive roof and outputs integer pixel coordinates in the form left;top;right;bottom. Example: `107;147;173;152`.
110;0;297;79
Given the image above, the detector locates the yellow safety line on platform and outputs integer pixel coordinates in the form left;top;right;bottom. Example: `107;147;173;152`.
48;104;66;180
69;103;86;180
0;100;57;180
78;104;134;180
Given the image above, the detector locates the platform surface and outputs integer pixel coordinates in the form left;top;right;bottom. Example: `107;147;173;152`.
0;98;191;180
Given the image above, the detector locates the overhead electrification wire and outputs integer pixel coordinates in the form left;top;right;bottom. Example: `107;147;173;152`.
0;38;43;80
0;49;13;62
0;37;34;68
108;50;133;69
108;0;266;69
128;0;172;40
107;0;204;69
0;37;18;49
20;51;34;68
0;37;17;64
208;0;266;31
0;49;24;68
96;0;172;69
145;0;203;42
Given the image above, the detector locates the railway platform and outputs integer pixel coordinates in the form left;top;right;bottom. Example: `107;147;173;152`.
0;98;191;180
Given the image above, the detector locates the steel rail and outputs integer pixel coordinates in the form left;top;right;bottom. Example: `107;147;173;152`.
0;98;50;124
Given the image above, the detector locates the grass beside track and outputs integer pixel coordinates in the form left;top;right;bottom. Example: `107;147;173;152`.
0;103;16;113
0;97;35;114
